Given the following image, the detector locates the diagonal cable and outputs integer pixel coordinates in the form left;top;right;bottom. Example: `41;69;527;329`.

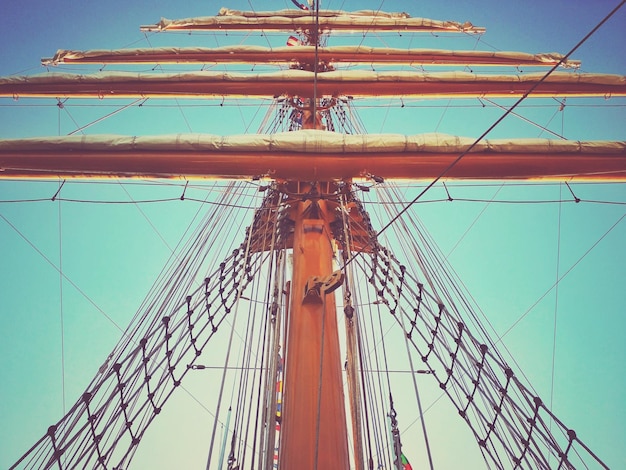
344;0;625;267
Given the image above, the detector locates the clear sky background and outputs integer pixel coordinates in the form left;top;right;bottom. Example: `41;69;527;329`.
0;0;624;469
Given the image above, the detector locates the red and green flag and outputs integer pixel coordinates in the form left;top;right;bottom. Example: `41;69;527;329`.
401;453;413;470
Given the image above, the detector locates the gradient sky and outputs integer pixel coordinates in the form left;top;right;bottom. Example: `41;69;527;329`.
0;0;624;468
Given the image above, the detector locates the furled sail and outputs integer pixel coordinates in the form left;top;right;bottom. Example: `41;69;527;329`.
140;10;485;34
1;131;624;180
2;71;623;99
42;46;581;68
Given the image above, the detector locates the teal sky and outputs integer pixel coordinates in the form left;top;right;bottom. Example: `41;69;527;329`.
0;1;624;469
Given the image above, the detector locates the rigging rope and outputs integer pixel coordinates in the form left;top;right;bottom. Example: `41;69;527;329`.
66;98;147;136
206;203;256;470
376;183;548;399
498;211;625;342
0;211;126;334
313;281;328;470
343;0;626;270
7;179;620;469
57;179;66;418
248;231;278;469
9;182;265;469
550;186;562;409
549;183;563;446
399;312;435;470
353;241;608;468
482;98;567;140
444;183;505;259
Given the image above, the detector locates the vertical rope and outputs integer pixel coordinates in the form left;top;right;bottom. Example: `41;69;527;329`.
549;183;563;440
399;312;435;470
57;179;66;417
339;192;366;470
53;179;66;416
205;217;255;470
312;0;320;127
356;314;375;470
52;177;67;468
217;406;232;470
313;291;328;470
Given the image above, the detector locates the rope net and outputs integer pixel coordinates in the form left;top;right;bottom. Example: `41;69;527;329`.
10;184;609;470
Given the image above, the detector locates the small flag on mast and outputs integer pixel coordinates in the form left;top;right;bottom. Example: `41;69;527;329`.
286;36;301;47
401;453;413;470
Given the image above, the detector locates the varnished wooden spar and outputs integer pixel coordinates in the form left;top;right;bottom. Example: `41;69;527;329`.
280;193;350;469
1;71;624;99
42;46;580;69
1;133;624;181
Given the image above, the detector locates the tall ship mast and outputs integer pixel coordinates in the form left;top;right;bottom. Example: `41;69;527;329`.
0;1;624;469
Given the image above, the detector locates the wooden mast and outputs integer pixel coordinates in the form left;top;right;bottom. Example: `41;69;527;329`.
280;4;350;464
280;186;350;469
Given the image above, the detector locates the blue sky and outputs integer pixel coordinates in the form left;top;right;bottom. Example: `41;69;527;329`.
0;0;624;468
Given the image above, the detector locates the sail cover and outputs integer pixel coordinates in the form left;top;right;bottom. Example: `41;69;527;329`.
216;8;413;18
1;131;624;180
1;71;623;99
141;11;485;34
42;46;581;68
